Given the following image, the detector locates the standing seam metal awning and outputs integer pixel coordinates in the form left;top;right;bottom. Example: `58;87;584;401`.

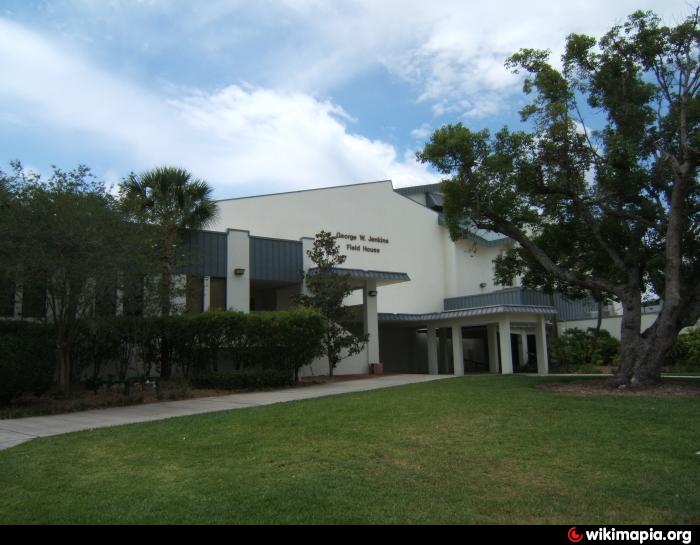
307;267;410;287
379;304;556;324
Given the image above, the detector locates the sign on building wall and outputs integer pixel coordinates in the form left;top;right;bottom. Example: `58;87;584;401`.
334;232;390;254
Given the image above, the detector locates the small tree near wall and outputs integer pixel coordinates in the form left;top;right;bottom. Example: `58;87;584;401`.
295;231;367;376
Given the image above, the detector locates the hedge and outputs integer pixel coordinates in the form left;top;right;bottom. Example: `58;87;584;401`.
75;309;326;380
0;320;56;403
0;309;325;399
163;309;326;379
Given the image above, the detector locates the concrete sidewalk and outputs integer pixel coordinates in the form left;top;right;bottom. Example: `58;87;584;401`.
0;374;452;451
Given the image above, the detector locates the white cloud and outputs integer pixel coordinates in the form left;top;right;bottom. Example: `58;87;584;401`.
0;1;689;194
410;123;432;140
0;18;438;196
249;0;689;119
37;1;685;120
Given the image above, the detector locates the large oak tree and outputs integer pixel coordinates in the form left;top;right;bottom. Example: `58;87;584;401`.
418;10;700;386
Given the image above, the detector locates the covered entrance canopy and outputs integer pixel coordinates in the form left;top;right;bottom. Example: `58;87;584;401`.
380;304;556;376
307;267;411;369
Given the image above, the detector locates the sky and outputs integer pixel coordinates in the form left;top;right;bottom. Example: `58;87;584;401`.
0;0;691;198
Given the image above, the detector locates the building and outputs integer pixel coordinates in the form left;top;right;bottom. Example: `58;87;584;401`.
3;179;659;377
193;179;557;377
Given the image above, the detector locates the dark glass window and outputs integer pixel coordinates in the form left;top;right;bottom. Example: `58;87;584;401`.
209;277;226;311
186;276;204;314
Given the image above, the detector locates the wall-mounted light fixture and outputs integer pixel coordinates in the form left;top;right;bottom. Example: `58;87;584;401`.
479;282;487;288
234;268;246;276
368;290;378;297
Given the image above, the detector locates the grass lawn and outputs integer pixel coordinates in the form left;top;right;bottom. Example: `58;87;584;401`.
0;375;698;524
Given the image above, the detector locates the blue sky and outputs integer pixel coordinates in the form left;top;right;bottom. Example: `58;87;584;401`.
0;0;690;198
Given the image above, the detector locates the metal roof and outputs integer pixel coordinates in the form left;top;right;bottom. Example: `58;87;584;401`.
396;185;511;246
379;304;556;324
394;183;443;195
307;267;410;286
437;214;511;247
425;192;444;209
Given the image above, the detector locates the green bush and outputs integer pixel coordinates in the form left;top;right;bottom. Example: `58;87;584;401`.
0;309;324;397
190;369;295;390
550;328;620;370
163;309;325;379
670;327;700;371
0;321;56;404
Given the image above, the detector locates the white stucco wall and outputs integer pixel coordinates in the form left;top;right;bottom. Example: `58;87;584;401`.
211;181;455;314
453;240;510;296
558;313;660;340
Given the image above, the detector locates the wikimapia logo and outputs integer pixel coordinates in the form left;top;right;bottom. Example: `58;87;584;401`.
567;527;693;544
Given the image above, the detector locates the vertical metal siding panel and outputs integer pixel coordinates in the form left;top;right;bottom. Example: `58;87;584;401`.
281;241;288;282
251;238;258;280
262;239;269;280
276;241;283;282
248;237;303;283
175;231;228;277
250;238;256;279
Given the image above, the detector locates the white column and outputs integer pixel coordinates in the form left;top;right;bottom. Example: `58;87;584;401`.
452;324;464;376
439;327;449;373
519;333;529;369
363;280;379;367
499;316;513;374
487;323;499;374
203;276;211;312
535;314;549;375
226;229;250;312
427;325;438;375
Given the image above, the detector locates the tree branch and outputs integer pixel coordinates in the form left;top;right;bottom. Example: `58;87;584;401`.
476;214;625;298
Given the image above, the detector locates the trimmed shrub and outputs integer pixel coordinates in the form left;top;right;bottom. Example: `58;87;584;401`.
550;328;620;370
0;309;325;397
165;309;326;379
0;321;56;403
670;327;700;371
190;369;295;390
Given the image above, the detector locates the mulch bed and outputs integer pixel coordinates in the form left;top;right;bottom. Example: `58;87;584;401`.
1;385;235;419
539;378;700;398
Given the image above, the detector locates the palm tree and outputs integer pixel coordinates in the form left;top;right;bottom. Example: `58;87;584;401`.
120;166;218;378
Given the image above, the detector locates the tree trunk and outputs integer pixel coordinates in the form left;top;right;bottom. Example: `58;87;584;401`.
159;229;176;381
57;341;71;389
611;297;679;387
610;293;643;386
160;324;172;380
594;301;603;337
